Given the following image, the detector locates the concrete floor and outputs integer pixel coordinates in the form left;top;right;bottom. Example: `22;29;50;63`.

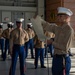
0;49;75;75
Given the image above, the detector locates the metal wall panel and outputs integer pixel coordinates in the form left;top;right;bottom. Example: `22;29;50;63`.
0;11;2;22
2;11;11;30
25;12;35;28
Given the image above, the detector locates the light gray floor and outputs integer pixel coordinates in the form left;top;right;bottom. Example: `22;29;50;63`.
0;50;75;75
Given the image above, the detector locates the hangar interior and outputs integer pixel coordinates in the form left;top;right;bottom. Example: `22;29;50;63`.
0;0;75;75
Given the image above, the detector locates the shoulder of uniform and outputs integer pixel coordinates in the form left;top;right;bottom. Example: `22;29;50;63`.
25;29;27;31
30;29;34;32
31;29;34;31
66;25;72;30
10;28;16;34
2;29;7;33
64;25;73;34
23;29;27;33
3;29;7;31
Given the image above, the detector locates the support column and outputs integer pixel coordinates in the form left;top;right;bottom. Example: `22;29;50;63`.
37;0;45;19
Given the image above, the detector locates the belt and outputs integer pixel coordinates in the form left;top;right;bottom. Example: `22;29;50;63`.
54;54;69;58
14;44;24;46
